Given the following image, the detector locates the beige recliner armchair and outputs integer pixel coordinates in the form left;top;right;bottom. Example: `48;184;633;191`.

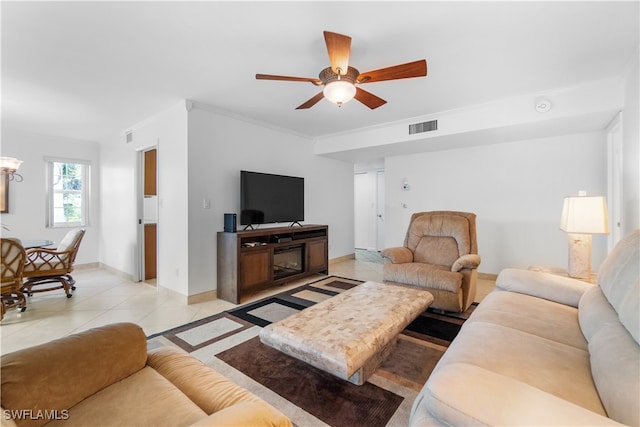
382;211;481;313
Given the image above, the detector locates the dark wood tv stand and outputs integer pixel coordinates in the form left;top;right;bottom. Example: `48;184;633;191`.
217;224;328;304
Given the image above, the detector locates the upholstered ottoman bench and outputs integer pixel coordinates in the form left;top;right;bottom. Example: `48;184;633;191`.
259;281;433;385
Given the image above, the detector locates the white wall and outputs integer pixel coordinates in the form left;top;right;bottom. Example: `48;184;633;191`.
622;49;639;236
99;101;353;299
0;128;100;265
385;131;608;274
99;102;189;297
187;106;355;296
315;77;622;160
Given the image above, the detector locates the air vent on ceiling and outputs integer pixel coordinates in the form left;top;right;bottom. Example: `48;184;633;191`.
409;120;438;135
125;131;133;144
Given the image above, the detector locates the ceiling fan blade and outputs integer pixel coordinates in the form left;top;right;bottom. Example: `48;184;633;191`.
357;60;427;83
296;91;325;110
256;74;322;85
354;87;387;110
323;31;351;75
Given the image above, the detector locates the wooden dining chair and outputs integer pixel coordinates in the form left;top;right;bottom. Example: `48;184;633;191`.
22;228;85;298
1;238;27;320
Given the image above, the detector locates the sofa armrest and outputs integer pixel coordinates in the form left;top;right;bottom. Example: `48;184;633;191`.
411;363;623;427
1;323;147;427
381;247;413;264
451;254;481;272
495;268;591;308
188;401;292;427
148;346;291;426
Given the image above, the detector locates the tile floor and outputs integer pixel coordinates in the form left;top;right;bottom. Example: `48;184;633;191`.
0;250;494;355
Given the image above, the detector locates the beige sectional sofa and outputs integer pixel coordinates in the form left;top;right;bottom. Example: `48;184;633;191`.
1;322;292;427
410;229;639;426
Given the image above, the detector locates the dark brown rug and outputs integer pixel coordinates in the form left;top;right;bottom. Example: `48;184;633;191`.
217;335;403;427
148;276;476;427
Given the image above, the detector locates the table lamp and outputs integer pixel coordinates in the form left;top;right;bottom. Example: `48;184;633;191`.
560;194;609;279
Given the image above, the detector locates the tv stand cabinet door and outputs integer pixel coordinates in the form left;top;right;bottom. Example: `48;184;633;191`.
306;239;328;273
239;249;271;292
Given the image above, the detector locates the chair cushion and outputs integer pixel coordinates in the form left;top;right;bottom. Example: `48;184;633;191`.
57;229;83;252
1;239;25;285
384;263;463;293
406;215;471;266
23;260;68;274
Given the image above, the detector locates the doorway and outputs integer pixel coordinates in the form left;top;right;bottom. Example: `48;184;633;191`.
139;147;158;283
354;170;385;251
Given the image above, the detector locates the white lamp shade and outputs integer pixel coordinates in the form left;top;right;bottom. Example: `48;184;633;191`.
323;80;356;105
560;196;610;234
0;157;23;171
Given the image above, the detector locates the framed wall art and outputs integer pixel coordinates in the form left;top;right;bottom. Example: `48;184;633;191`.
0;174;8;213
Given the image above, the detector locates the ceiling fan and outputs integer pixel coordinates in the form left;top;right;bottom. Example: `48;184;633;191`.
256;31;428;110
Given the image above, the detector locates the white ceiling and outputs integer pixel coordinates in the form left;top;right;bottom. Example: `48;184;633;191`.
2;1;638;146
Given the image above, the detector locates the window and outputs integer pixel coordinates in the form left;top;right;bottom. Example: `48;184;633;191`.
46;158;90;228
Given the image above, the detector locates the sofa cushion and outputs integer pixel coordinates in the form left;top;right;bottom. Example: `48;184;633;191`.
596;229;639;344
495;268;590;308
1;323;147;427
579;286;623;342
413;363;620;426
189;401;293;427
437;319;604;415
579;286;640;426
46;367;206;427
588;321;640;426
383;263;462;293
469;289;588;350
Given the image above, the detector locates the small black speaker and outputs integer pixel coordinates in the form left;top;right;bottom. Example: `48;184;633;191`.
224;213;236;233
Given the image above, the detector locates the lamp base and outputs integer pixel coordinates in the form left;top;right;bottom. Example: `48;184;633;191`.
567;233;592;279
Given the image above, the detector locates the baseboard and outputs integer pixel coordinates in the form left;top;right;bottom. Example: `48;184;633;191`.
74;262;100;270
478;272;498;281
96;263;137;282
187;289;218;305
329;253;355;265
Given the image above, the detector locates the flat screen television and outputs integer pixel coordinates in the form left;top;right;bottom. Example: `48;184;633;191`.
240;170;304;226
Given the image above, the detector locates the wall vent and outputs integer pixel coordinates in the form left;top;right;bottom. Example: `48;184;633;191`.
409;120;438;135
125;131;133;144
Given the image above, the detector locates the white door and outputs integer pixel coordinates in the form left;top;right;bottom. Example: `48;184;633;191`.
607;113;623;251
354;173;375;250
376;171;385;251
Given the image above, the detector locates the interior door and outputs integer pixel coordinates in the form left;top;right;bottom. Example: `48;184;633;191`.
354;173;373;249
143;148;158;281
138;147;158;283
607;113;623;251
376;170;385;251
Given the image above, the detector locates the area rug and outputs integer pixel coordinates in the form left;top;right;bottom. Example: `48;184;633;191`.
147;276;476;427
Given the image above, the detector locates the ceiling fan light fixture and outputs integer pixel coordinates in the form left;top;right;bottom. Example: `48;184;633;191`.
323;80;356;107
